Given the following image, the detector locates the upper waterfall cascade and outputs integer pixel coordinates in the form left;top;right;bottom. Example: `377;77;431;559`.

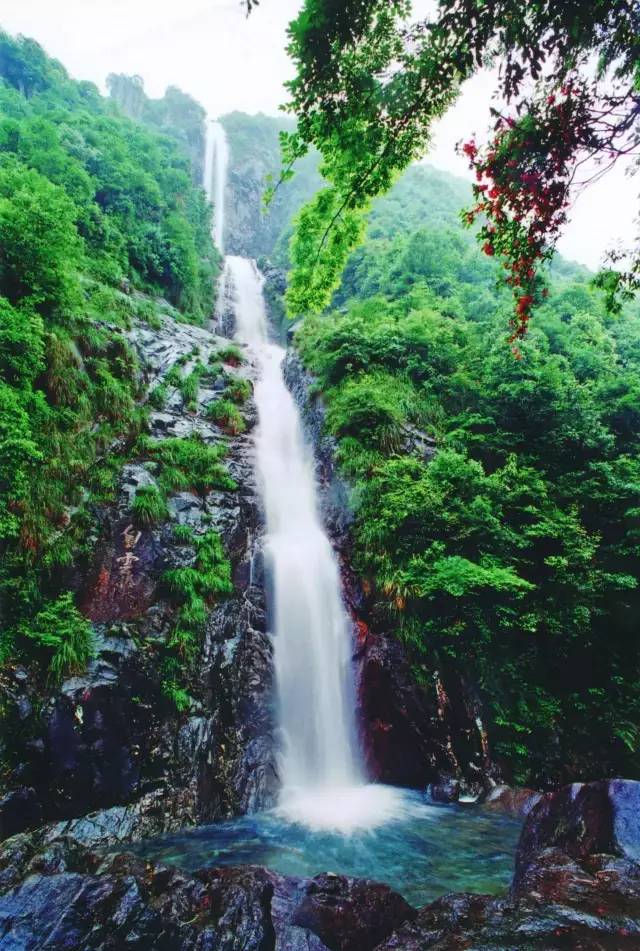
203;119;229;252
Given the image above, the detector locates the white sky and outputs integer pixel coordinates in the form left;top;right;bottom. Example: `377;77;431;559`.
2;0;637;270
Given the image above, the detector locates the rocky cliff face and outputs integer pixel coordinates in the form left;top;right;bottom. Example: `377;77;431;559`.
0;306;278;846
283;350;501;796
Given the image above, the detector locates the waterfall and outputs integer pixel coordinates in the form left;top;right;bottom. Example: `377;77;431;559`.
203;119;229;252
227;256;398;831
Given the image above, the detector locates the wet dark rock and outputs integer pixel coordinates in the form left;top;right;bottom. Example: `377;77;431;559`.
0;834;412;951
0;789;42;842
515;779;640;883
292;873;416;951
355;628;455;788
397;422;436;461
204;592;279;815
481;783;542;819
3;781;640;950
428;779;460;804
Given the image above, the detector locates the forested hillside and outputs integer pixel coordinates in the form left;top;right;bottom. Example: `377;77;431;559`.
106;72;208;184
298;165;640;787
0;33;219;671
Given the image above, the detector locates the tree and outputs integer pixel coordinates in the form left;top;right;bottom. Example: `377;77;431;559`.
279;1;639;332
0;160;82;316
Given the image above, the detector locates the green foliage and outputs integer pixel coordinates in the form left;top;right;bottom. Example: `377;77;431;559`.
283;0;638;317
179;364;204;408
298;181;640;784
224;375;252;404
0;32;218;665
0;31;218;322
108;75;206;182
161;678;193;712
206;398;246;435
20;592;94;683
163;529;232;663
0;159;82;316
148;382;168;410
217;343;245;366
131;484;169;525
0;297;45;387
287;188;367;315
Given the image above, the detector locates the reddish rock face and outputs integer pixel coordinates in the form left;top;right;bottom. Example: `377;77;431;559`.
355;626;452;788
82;520;161;622
353;621;499;792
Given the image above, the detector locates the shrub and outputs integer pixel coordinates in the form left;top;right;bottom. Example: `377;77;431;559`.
163;529;232;662
0;298;45;387
180;366;203;405
21;592;94;682
173;524;195;544
206;398;245;434
217;343;245;366
148;382;168;409
225;375;252;404
165;365;183;388
326;372;418;454
161;679;192;711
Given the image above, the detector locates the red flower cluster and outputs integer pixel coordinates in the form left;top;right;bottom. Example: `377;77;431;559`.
459;83;592;342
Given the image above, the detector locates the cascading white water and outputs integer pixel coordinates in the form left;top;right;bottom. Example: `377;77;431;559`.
209;124;398;831
203;119;229;252
228;256;399;831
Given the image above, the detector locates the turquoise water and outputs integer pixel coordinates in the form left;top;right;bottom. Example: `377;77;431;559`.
133;788;521;908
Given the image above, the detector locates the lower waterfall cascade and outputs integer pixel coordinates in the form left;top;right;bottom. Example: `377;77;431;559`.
226;254;399;831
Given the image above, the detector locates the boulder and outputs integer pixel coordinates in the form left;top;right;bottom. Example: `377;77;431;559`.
481;783;542;818
288;872;416;951
428;779;460;804
515;778;640;882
